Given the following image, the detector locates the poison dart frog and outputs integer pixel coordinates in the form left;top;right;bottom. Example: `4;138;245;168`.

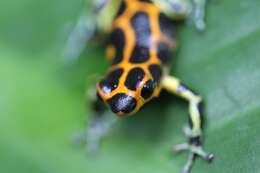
65;0;214;172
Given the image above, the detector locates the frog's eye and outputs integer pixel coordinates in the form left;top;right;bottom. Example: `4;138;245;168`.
141;80;155;99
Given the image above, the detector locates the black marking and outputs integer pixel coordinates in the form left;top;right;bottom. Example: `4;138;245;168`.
125;67;145;90
189;136;202;146
109;28;125;65
198;101;205;129
148;64;162;85
115;0;126;17
131;12;151;47
129;45;150;63
157;42;172;64
107;93;137;114
141;80;155;99
139;0;152;3
159;13;176;38
99;68;124;94
178;82;199;96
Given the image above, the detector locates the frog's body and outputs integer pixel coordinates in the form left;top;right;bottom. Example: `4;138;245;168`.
97;0;176;115
66;0;214;173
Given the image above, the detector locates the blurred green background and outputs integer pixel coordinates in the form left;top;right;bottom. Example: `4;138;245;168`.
0;0;260;173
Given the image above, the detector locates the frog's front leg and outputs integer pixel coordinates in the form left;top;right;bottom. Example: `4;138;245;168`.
162;76;214;173
153;0;207;31
85;89;118;154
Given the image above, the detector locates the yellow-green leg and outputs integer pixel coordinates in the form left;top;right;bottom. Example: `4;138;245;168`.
162;76;214;173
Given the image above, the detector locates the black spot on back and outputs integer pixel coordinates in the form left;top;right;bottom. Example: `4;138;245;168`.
99;68;124;94
131;12;151;47
148;64;162;85
159;13;176;38
129;45;150;63
125;67;145;90
107;93;137;114
109;28;125;65
141;80;155;99
157;42;172;64
115;1;126;17
139;0;152;3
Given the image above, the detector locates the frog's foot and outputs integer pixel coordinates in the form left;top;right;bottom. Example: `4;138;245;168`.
188;0;207;31
173;141;214;173
173;127;214;173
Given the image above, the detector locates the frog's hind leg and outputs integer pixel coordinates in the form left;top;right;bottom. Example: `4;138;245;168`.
162;76;214;173
153;0;207;31
62;0;113;62
153;0;192;19
188;0;207;31
166;0;208;31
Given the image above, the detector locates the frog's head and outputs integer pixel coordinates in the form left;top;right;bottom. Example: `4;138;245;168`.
96;65;162;116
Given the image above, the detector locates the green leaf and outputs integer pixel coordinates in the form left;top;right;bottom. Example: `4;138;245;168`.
0;0;260;173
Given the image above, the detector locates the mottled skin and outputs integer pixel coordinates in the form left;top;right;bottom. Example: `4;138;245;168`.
67;0;214;173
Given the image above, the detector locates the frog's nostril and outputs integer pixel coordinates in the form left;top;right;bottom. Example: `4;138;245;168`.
107;93;137;114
